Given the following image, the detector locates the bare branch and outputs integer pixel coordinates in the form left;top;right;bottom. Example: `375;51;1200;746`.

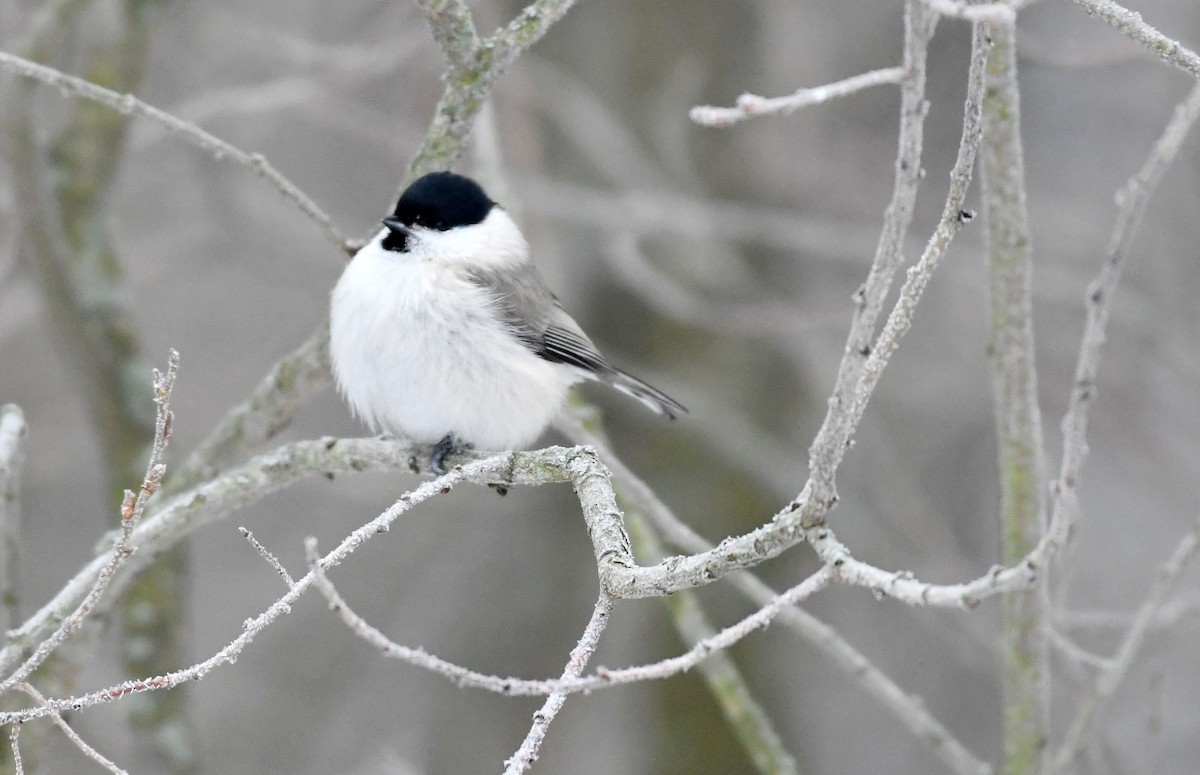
0;352;178;697
0;452;558;723
804;0;938;510
690;66;907;127
0;50;352;254
1048;81;1200;556
309;550;831;700
1050;516;1200;773
0;436;451;678
599;16;994;600
239;528;295;588
20;684;128;775
978;13;1049;769
415;0;480;72
404;0;581;181
502;594;612;775
1069;0;1200;79
163;321;331;498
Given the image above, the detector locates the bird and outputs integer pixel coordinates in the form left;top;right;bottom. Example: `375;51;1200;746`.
329;170;686;474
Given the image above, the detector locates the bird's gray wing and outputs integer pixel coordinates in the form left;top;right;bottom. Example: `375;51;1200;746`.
465;263;556;349
465;265;687;419
465;263;604;368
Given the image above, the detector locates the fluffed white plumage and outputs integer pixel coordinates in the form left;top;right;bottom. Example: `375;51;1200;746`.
330;208;581;449
330;172;684;465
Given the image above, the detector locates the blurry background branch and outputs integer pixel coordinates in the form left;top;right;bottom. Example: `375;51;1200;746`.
2;1;195;769
978;13;1049;775
0;405;26;633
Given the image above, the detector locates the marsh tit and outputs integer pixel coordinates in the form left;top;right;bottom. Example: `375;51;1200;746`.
330;171;686;473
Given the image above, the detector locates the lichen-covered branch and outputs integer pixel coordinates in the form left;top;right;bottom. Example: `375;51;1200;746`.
404;0;581;183
978;15;1048;775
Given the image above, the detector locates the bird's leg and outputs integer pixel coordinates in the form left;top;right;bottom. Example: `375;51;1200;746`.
429;433;471;475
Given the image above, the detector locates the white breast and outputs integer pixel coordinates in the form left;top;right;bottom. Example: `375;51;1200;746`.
329;233;579;450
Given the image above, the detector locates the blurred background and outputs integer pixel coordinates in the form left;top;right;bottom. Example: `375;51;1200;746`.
2;0;1200;772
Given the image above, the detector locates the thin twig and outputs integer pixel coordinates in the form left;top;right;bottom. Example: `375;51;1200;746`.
239;528;295;588
1047;81;1200;556
0;50;351;254
690;66;907;127
0;436;453;677
307;557;832;699
502;594;613;774
0;351;179;696
20;684;128;775
804;0;938;511
1050;516;1200;773
0;448;623;722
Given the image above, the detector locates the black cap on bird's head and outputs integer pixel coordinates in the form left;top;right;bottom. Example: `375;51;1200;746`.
381;172;495;252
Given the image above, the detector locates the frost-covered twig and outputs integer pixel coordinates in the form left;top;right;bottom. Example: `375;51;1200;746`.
9;722;22;775
0;436;435;677
20;683;128;775
690;66;907;127
240;527;295;588
0;50;351;253
0;452;574;723
0;351;178;696
306;557;831;699
502;594;611;774
1069;0;1200;79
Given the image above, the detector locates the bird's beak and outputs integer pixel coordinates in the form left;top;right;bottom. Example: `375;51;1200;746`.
381;216;409;235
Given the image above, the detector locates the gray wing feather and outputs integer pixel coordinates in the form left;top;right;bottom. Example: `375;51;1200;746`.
465;264;687;419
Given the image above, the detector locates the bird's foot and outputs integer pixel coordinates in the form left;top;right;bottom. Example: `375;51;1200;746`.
429;433;472;475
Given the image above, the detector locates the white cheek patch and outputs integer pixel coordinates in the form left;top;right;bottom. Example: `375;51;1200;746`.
411;208;529;270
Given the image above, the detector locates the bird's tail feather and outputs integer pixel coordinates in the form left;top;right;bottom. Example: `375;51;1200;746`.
603;368;687;420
